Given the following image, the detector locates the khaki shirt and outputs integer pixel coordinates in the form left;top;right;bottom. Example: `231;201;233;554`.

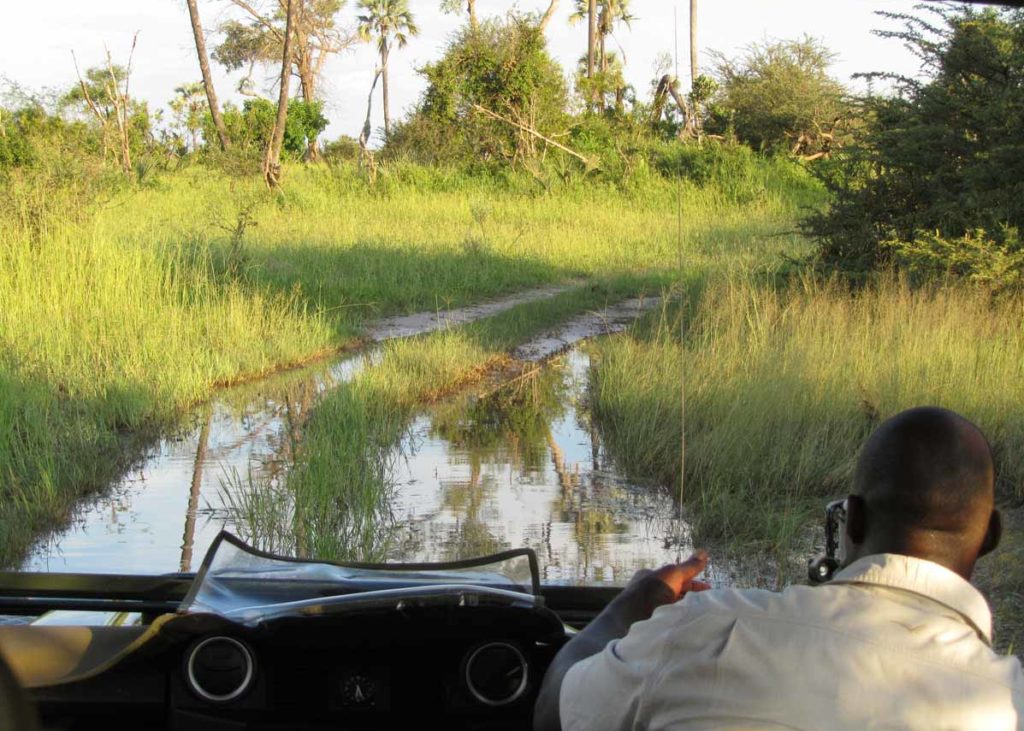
560;554;1024;730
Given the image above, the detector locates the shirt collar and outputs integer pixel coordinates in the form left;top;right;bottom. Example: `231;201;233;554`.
830;553;993;644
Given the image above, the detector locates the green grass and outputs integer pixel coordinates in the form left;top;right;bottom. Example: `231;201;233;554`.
98;160;817;334
587;274;1024;648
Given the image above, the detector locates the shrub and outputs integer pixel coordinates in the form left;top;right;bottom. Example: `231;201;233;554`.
808;5;1024;290
383;13;568;168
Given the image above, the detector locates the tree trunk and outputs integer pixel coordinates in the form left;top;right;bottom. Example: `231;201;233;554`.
467;0;477;31
185;0;229;150
381;39;391;140
689;0;698;84
299;61;320;161
587;0;596;79
538;0;559;32
264;0;296;188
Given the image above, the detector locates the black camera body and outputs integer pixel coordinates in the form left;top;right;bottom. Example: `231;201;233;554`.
807;499;847;584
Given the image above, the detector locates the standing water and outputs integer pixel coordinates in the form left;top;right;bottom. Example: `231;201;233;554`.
24;294;694;584
24;347;685;583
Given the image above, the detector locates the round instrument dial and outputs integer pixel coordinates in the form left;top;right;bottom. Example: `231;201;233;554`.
464;642;529;707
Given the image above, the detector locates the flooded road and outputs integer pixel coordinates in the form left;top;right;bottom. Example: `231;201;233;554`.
24;294;686;585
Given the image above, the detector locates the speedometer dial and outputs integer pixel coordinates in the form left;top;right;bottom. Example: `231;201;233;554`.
341;674;377;707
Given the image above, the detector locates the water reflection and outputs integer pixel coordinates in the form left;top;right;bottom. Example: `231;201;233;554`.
26;347;689;585
381;350;687;584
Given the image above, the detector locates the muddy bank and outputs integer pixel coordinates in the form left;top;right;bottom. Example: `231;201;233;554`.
511;297;662;362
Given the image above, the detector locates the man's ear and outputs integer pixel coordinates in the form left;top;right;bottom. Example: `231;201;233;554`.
845;494;867;545
979;509;1002;558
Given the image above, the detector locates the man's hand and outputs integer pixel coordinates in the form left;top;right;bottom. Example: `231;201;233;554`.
533;552;710;731
607;551;711;629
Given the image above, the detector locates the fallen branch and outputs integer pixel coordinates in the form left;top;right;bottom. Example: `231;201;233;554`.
471;104;592;167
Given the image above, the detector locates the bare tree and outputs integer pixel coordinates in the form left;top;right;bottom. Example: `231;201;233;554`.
71;36;139;175
185;0;230;150
689;0;698;85
264;0;296;188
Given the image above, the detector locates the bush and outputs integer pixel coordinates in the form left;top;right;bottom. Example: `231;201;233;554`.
383;14;568;168
205;98;329;160
708;37;850;156
808;6;1024;290
322;135;361;163
883;228;1024;294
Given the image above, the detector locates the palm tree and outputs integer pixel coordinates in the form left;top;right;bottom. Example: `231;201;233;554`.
357;0;418;140
596;0;635;73
570;1;634;78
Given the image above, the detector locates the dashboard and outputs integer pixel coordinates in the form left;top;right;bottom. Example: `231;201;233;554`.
4;589;615;731
0;537;620;730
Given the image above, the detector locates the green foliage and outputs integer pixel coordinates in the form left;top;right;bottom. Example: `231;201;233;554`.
709;37;849;155
385;14;567;166
322;134;361;162
883;228;1024;293
809;5;1024;288
207;98;329;160
0;108;37;170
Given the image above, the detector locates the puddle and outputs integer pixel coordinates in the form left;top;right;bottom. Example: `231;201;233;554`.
23;290;700;586
379;349;688;584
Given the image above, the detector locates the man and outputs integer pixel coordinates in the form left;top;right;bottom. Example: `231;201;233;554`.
534;406;1024;730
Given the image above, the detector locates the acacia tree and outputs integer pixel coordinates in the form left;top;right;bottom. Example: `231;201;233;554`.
808;6;1024;285
215;0;353;158
357;0;418;139
710;37;847;155
185;0;229;149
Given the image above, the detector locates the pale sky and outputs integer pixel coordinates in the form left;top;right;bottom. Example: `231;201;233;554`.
1;1;923;145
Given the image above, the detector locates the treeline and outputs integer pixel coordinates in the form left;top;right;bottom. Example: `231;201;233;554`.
1;2;1022;288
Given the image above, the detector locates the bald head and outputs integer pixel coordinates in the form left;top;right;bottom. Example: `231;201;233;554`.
844;407;1000;578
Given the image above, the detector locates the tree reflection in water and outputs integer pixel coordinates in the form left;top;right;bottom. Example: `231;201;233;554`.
225;349;684;583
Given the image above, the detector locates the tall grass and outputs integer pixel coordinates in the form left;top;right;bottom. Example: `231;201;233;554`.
0;221;335;566
0;154;819;567
96;160;819;334
589;275;1024;562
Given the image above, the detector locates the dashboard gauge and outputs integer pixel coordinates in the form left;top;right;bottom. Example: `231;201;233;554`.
341;674;377;707
464;642;529;707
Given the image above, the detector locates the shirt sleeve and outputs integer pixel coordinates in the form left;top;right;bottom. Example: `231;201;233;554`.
559;601;690;731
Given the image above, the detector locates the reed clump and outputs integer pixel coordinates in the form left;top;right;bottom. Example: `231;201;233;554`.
589;275;1024;562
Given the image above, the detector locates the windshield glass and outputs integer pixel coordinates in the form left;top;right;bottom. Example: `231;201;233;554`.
180;532;539;624
1;1;1020;656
